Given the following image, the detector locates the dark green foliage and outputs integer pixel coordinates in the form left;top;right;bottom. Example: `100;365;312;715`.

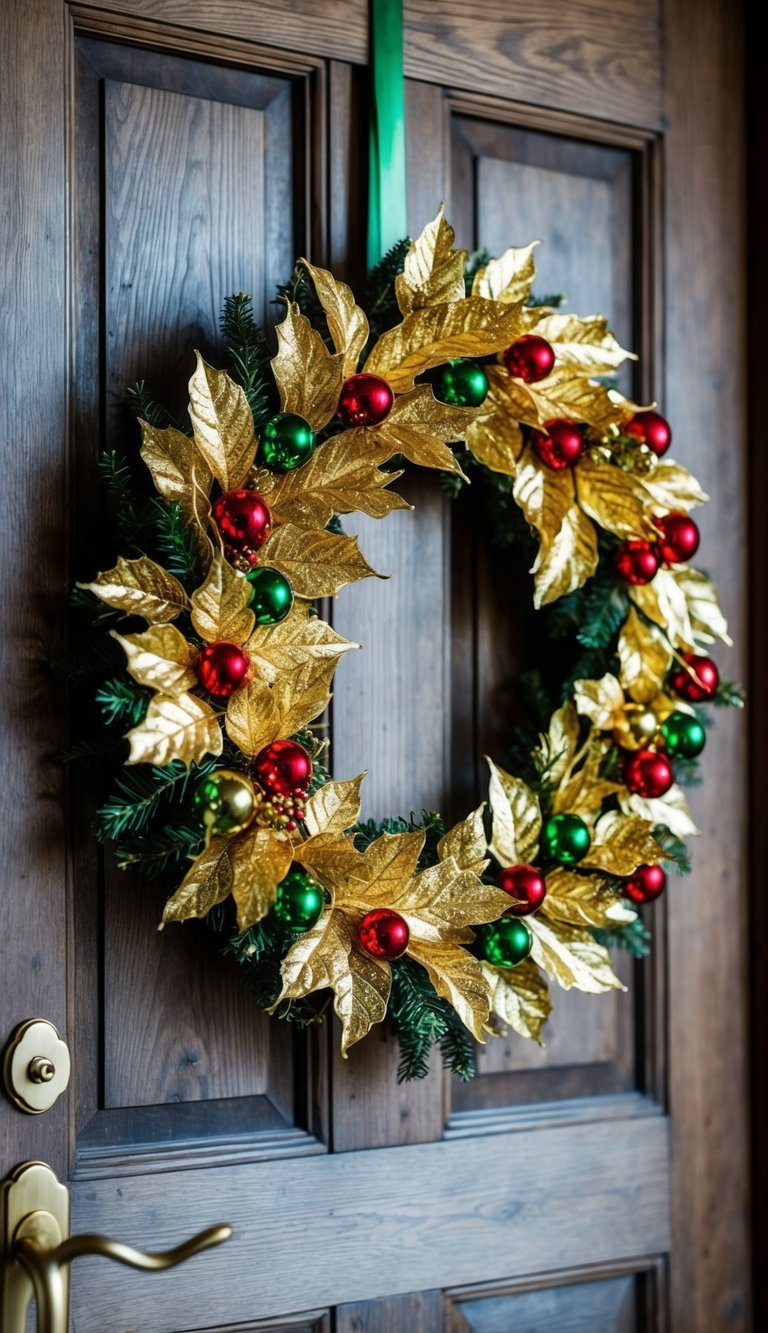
220;293;275;428
389;957;476;1082
353;810;445;869
463;248;491;294
126;380;179;430
714;679;746;708
528;291;566;309
95;675;150;729
114;822;204;878
363;239;411;350
652;824;692;875
97;449;155;552
95;757;216;840
593;915;652;959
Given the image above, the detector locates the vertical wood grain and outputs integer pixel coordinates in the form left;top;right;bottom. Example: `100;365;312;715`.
336;1291;444;1332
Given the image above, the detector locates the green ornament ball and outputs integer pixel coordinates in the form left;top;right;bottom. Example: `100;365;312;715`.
432;359;489;408
260;412;314;472
541;813;592;865
271;867;325;932
193;769;257;837
246;566;294;624
660;709;706;759
477;916;532;968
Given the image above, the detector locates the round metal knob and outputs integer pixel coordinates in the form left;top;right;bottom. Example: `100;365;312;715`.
28;1057;56;1084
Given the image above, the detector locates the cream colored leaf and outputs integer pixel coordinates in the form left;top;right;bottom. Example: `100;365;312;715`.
79;556;189;624
528;916;624;994
483;959;551;1044
438;804;489;876
224;676;278;756
188;352;255;490
246;604;358;685
541;867;637;928
250;432;412;531
394;206;466;313
574;673;625;729
576;455;657;539
126;692;222;767
190;553;254;644
271;303;345;432
618;606;672;703
531;313;634;375
472;242;538;306
377;385;476;475
229;828;294;932
259;523;383;599
632;570;693;649
513;452;599;607
619;784;700;838
486;757;542;867
160;837;233;927
302;259;369;378
364;298;525;393
639;461;708;512
538;701;580;785
408;939;492;1041
111;625;197;697
581;812;662;875
271;656;337;739
303;775;366;838
139;421;213;565
674;568;732;646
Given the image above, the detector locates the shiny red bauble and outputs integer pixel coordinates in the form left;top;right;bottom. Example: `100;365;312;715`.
196;642;252;698
623;748;674;799
357;908;410;961
212;489;272;552
614;539;660;585
624;863;667;904
252;739;313;798
503;335;556;384
337;373;394;427
669;653;720;703
653;512;700;564
497;865;547;917
531;418;584;470
625;409;672;457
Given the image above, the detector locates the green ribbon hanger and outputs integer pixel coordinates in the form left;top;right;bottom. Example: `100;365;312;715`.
367;0;408;270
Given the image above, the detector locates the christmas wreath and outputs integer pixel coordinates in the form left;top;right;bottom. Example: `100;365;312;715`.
66;209;742;1082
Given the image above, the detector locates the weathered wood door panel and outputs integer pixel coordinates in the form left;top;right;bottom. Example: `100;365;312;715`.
0;2;748;1331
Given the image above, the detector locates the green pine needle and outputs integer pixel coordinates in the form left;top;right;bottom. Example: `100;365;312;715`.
652;824;692;875
96;757;216;841
95;676;150;730
593;915;652;959
219;293;275;428
114;822;205;879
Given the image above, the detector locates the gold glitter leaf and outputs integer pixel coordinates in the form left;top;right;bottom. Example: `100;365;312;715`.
271;303;345;432
271;656;337;738
302;259;369;378
538;701;580;785
574;673;625;729
640;461;708;512
111;625;197;697
582;813;662;875
438;804;489;876
190;553;254;644
126;692;222;767
503;369;639;433
188;353;255;491
79;556;189;624
303;775;365;838
299;832;366;894
513;454;599;607
541;868;637;928
552;752;622;818
364;298;525;393
408;939;492;1041
472;242;538;306
486;757;542;867
528;916;624;993
229;828;294;932
259;523;384;599
224;676;278;756
618;607;672;702
394;860;509;943
246;604;358;685
395;206;466;313
251;432;413;530
576;456;657;539
339;831;425;913
532;313;634;375
673;568;732;646
377;386;476;475
483;959;551;1044
139;421;213;565
160;837;233;928
632;572;693;650
464;397;524;476
620;784;700;838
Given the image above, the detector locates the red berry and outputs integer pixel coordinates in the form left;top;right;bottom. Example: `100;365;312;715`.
623;748;674;799
670;653;720;703
253;740;313;798
196;642;252;698
625;863;667;904
654;512;700;564
531;418;583;470
497;865;547;917
503;335;555;383
212;489;272;552
337;373;394;427
625;410;672;457
614;539;660;585
357;908;409;961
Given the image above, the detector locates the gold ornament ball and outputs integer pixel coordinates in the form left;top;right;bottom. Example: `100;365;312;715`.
194;769;259;837
614;705;662;751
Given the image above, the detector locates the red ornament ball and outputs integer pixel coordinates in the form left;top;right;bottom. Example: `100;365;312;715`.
614;539;660;585
337;373;394;428
623;748;674;799
625;409;672;456
669;653;720;703
212;489;272;552
625;863;667;905
503;335;556;383
357;908;409;961
531;419;584;470
497;865;547;917
654;512;700;564
253;739;313;798
196;642;252;699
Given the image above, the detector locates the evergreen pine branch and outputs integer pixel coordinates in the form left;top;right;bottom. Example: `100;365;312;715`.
95;756;217;840
49;631;122;683
593;915;652;959
438;1009;477;1081
97;449;155;551
714;679;746;708
463;248;491;294
576;577;630;649
389;957;452;1082
363;239;411;349
149;498;200;583
114;822;205;878
652;824;692;875
219;293;275;428
528;291;566;309
126;380;180;430
352;811;445;868
95;675;150;729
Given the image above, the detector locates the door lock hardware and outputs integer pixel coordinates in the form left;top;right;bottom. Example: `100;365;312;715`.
2;1020;71;1114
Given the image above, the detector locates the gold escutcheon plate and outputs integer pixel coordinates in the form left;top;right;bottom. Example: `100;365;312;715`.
2;1020;71;1115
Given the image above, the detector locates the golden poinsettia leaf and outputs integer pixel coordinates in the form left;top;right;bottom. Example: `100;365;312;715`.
576;456;657;539
224;676;278;756
673;568;732;646
377;386;476;475
160;837;233;928
640;461;708;512
528;916;624;993
472;242;538;306
271;656;337;738
259;523;384;599
271;303;345;432
126;692;223;767
298;832;366;893
408;939;492;1041
574;673;625;730
246;604;358;685
339;830;425;912
618;606;672;703
437;803;489;876
364;298;525;393
302;259;369;379
379;858;509;943
541;867;637;928
483;959;551;1044
79;555;189;624
464;394;524;476
190;553;254;644
632;571;693;649
486;757;542;867
139;421;213;565
513;453;599;606
531;313;634;375
619;784;700;838
250;432;412;531
229;828;294;932
551;751;622;818
583;812;663;875
188;352;255;491
501;368;639;433
537;701;580;786
303;775;366;838
111;625;197;697
394;206;466;314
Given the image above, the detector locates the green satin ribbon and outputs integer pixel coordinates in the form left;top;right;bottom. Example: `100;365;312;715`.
367;0;408;270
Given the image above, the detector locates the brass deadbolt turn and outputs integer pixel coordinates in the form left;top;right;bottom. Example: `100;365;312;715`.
2;1020;70;1114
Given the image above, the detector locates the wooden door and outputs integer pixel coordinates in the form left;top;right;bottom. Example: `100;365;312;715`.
0;2;749;1330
